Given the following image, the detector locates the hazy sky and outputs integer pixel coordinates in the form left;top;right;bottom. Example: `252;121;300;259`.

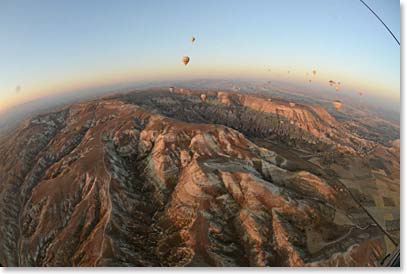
0;0;400;112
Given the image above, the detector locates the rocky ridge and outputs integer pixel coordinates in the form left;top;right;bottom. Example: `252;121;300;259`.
0;90;397;266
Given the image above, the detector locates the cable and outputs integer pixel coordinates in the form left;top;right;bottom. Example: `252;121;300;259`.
359;0;400;45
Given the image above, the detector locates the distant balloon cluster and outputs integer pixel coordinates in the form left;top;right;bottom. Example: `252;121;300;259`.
328;80;341;91
176;34;364;112
181;36;195;66
289;69;363;111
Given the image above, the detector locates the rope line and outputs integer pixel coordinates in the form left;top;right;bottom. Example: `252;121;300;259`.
359;0;400;45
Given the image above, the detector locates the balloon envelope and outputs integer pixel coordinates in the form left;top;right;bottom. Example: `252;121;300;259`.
332;100;342;110
182;56;190;66
191;37;195;43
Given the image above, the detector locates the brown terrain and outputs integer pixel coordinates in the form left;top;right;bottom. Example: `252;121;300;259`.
0;89;399;266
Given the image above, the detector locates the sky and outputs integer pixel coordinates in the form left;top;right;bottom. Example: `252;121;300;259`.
0;0;400;112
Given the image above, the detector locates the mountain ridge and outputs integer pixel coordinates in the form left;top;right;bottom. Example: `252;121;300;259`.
0;89;399;266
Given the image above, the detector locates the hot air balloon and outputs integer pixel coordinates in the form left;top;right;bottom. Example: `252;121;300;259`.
312;70;317;76
287;70;290;74
332;100;342;110
358;91;363;96
289;102;296;107
200;94;207;101
191;37;196;43
15;85;21;93
309;79;312;83
182;56;190;66
169;87;174;93
328;80;341;91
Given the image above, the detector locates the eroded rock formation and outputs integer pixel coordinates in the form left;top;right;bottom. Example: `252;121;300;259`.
0;90;398;266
